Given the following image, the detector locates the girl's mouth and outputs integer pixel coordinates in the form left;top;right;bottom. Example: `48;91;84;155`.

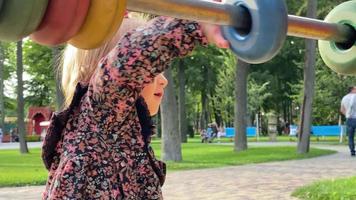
154;92;163;97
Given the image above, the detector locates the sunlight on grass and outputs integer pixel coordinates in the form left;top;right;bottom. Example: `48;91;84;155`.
0;148;48;187
292;176;356;200
152;143;335;171
0;142;335;187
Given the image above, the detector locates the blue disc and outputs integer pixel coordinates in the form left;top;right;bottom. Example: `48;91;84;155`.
222;0;288;64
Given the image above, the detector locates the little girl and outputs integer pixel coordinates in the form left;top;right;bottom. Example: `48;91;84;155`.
41;13;228;199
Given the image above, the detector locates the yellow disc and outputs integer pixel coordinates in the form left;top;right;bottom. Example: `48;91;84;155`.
68;0;127;49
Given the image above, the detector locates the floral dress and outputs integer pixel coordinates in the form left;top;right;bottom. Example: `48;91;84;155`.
42;17;207;200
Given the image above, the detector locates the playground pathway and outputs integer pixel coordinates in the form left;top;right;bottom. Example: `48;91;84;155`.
0;143;355;200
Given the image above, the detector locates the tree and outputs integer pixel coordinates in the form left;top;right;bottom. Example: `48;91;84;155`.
161;67;182;161
312;55;356;125
17;40;28;154
0;42;16;126
182;45;227;129
0;43;5;128
23;40;56;107
211;51;236;126
172;45;236;133
298;0;317;154
247;79;272;123
234;59;249;152
52;46;64;110
177;60;188;142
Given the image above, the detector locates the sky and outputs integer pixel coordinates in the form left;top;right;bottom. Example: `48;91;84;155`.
4;71;32;99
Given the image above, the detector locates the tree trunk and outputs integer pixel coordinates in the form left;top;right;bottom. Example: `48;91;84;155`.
17;41;28;154
211;92;223;127
195;103;200;132
153;113;161;138
178;60;188;143
290;103;293;125
200;90;208;130
52;47;64;111
161;68;182;161
298;0;317;154
0;43;4;129
234;59;249;152
200;65;209;130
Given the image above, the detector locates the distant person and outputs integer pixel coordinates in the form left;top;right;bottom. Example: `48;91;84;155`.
11;128;19;142
200;129;208;143
340;86;356;157
0;127;3;143
284;122;290;135
217;126;226;143
209;123;218;141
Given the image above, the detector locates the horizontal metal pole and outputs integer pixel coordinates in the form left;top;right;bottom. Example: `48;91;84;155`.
127;0;356;44
287;15;355;43
126;0;250;28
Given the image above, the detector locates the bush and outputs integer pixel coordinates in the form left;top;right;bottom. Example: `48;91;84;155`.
25;135;41;142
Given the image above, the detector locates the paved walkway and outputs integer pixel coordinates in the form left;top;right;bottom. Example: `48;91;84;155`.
0;143;355;200
0;142;42;150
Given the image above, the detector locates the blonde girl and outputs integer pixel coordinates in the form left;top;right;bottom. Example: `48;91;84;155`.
42;13;228;199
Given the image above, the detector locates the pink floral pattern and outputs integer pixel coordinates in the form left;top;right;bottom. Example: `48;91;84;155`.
42;17;207;199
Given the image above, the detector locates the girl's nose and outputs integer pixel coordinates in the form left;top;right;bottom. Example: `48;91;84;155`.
157;73;168;88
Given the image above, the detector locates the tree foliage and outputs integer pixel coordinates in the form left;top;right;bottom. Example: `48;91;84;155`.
23;40;56;107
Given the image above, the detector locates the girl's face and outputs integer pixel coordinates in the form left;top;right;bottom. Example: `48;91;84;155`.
140;73;168;116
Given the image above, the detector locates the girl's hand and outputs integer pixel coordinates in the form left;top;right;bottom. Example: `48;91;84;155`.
201;23;229;49
200;0;229;49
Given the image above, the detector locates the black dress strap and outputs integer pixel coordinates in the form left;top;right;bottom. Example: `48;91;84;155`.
42;83;88;170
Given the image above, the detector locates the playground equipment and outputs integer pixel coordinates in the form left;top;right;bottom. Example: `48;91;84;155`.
0;0;355;74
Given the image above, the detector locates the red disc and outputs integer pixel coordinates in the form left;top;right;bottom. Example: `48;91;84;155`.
30;0;90;46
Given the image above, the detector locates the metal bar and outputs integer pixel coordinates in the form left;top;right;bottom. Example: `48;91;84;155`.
127;0;356;44
126;0;250;27
287;15;355;43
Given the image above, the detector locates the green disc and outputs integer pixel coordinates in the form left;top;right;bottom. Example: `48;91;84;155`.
0;0;48;42
318;1;356;75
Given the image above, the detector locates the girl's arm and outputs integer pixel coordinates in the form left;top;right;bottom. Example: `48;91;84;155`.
89;17;207;114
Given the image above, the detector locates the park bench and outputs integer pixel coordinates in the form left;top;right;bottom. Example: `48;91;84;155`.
289;125;345;142
312;125;345;141
224;127;257;138
205;127;257;142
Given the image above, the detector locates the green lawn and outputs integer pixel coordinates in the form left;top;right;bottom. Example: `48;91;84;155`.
155;144;335;171
292;176;356;200
0;142;335;187
0;148;46;187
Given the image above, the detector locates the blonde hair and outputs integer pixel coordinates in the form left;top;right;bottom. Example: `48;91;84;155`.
60;16;149;108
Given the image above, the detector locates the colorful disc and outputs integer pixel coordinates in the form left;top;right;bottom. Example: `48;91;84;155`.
68;0;127;49
0;0;48;42
30;0;90;46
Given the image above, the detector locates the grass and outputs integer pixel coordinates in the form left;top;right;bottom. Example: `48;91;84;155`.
0;148;47;187
292;176;356;200
153;144;335;171
0;141;335;188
